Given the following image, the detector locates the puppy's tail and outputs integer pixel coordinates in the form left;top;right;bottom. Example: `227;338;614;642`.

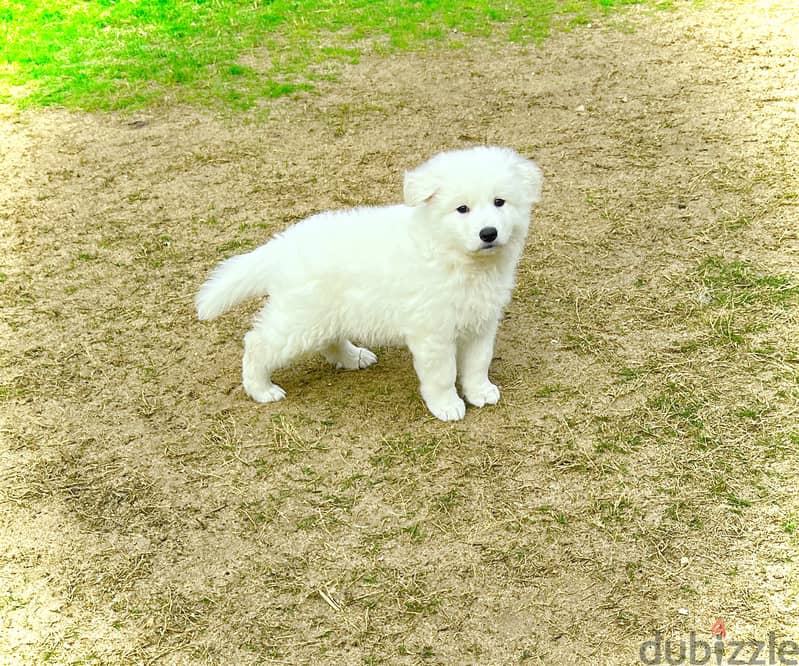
196;244;274;320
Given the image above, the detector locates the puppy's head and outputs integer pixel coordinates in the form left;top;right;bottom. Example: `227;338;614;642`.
404;146;543;256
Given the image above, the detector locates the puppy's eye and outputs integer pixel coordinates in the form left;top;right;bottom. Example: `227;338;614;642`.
456;205;470;214
494;198;506;207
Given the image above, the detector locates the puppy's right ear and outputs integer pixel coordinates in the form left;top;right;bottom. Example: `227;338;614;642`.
403;168;438;206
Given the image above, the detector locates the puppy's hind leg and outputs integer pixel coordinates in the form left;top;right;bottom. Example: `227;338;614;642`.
322;340;377;370
242;310;316;403
242;328;287;403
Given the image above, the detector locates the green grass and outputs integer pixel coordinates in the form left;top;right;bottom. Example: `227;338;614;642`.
1;0;647;111
693;256;799;346
697;256;799;308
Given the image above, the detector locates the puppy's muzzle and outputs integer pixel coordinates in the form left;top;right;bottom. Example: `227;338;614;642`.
477;226;500;251
479;226;498;243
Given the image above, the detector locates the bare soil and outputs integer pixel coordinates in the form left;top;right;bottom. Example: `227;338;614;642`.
1;1;797;664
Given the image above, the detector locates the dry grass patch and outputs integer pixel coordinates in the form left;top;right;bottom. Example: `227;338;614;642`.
2;1;798;664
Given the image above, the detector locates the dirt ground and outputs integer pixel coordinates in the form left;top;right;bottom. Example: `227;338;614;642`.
1;1;798;664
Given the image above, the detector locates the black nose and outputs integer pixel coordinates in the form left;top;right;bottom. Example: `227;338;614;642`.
479;226;498;243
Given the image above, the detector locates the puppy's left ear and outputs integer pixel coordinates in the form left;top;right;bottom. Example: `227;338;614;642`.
403;167;438;207
515;157;544;205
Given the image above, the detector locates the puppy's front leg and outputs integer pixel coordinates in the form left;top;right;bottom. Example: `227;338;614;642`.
407;337;465;422
458;319;501;408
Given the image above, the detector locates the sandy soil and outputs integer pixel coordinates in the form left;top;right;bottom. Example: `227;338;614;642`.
1;1;797;664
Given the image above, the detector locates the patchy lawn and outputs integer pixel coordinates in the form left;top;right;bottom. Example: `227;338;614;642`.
1;1;797;663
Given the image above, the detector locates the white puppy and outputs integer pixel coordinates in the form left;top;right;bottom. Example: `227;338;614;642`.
197;146;543;421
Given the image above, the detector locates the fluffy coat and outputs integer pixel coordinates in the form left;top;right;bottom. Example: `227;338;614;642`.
197;146;543;421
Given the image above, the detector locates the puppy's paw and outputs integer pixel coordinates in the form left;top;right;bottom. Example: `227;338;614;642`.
326;344;378;370
425;395;466;422
464;381;500;408
245;383;286;403
349;346;378;370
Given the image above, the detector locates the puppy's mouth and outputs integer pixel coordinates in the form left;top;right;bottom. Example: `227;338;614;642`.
478;242;499;252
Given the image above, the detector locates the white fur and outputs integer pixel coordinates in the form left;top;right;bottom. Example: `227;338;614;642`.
196;146;543;421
